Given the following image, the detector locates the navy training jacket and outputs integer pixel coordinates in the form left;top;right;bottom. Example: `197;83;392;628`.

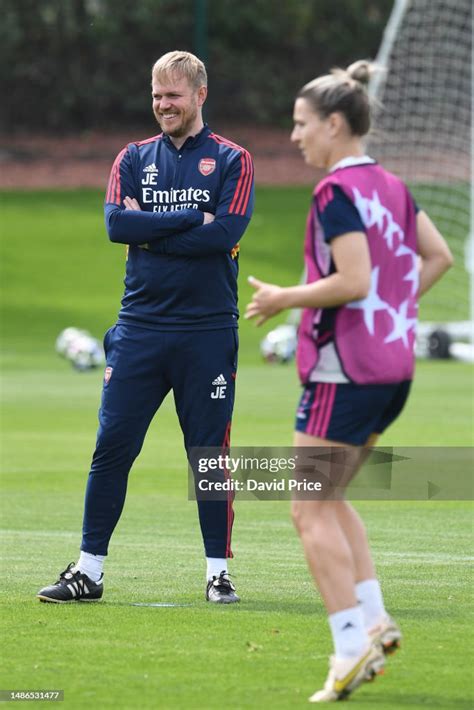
105;125;255;330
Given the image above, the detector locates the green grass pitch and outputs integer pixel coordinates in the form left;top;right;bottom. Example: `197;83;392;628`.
1;190;473;709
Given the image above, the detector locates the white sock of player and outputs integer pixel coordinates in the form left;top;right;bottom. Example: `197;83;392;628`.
328;605;369;660
356;579;387;629
206;557;228;580
75;551;105;583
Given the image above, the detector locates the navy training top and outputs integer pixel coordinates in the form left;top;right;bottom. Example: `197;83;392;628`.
104;125;255;330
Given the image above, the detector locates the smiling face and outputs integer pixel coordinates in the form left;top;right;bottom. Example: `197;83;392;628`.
152;73;207;144
291;97;333;170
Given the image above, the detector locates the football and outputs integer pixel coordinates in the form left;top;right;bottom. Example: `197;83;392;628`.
55;327;105;371
55;327;85;357
260;324;297;363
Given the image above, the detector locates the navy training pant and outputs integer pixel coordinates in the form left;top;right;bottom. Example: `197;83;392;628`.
81;323;238;558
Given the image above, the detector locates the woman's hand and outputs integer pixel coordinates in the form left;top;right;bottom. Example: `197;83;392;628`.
245;276;286;326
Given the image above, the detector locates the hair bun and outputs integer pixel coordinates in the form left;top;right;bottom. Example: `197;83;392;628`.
346;60;373;86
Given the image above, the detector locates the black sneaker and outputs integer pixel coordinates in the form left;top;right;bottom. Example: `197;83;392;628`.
37;562;103;603
206;571;240;604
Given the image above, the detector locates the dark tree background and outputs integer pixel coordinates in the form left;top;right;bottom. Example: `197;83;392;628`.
0;0;392;133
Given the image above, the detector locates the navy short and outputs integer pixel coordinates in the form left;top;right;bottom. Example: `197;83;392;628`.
101;323;238;450
295;380;411;446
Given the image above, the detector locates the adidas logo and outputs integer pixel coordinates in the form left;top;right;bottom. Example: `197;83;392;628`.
143;163;158;173
211;373;227;399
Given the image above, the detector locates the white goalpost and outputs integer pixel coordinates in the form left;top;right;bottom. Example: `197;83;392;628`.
367;0;473;360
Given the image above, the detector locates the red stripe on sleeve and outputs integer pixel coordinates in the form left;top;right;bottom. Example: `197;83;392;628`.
105;172;112;204
229;154;246;214
106;147;127;205
106;156;118;203
113;158;121;205
234;152;250;215
235;151;254;215
207;134;253;217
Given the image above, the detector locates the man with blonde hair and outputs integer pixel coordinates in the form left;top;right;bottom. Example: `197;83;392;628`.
38;51;254;605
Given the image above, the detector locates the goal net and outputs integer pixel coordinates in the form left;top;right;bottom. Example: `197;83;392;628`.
367;0;473;356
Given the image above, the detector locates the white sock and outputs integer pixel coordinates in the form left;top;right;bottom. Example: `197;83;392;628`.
356;579;386;629
328;606;369;660
75;551;105;583
206;557;227;580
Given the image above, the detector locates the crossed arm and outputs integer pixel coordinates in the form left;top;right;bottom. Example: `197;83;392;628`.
105;196;249;256
105;200;206;245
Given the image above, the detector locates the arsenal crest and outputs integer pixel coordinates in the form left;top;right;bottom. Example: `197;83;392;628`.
199;158;216;176
104;366;113;384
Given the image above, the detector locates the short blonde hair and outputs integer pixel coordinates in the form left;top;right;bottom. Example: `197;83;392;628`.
152;51;207;90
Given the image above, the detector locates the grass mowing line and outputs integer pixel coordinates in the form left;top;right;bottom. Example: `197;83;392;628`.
129;603;193;607
2;530;471;562
377;551;474;562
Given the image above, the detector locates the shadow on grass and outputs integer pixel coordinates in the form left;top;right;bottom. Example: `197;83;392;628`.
100;599;319;615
